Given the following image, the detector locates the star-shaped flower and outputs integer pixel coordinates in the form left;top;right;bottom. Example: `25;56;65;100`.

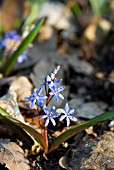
25;87;47;108
49;85;65;102
39;105;60;126
0;30;31;64
42;75;62;88
58;103;77;126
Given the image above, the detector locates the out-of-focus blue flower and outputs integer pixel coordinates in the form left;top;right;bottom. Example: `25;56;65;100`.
25;88;47;108
49;85;65;102
0;30;31;64
17;51;28;63
39;105;60;126
0;30;20;48
58;103;77;126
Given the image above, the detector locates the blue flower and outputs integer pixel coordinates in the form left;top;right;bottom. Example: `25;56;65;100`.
42;75;52;87
42;65;60;87
0;30;20;48
25;88;47;108
17;51;28;63
49;85;65;102
0;30;31;64
58;103;77;126
42;76;62;89
39;105;60;126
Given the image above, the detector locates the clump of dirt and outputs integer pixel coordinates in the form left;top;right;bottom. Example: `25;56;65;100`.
69;131;114;170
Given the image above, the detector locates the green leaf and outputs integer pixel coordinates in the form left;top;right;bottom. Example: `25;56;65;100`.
89;0;105;16
71;2;82;17
23;0;45;28
0;107;47;151
48;111;114;153
4;19;44;76
0;114;34;146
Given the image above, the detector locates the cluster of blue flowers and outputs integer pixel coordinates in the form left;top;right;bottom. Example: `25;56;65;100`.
0;30;30;63
25;66;77;127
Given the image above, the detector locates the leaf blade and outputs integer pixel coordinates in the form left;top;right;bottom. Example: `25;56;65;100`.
4;19;44;76
48;111;114;153
0;107;47;151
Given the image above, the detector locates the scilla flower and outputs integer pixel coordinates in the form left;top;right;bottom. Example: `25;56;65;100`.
58;103;77;126
25;88;47;108
39;105;60;126
0;30;31;63
0;30;20;49
42;76;62;89
49;85;65;102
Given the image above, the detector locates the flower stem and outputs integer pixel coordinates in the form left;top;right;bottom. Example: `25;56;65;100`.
44;127;48;148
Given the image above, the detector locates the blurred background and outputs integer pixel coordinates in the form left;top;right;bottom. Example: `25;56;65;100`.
1;0;114;110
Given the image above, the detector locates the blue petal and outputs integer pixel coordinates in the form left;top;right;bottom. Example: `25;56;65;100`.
39;96;47;100
51;118;56;126
31;100;36;108
66;117;70;126
54;79;62;84
37;87;42;95
54;95;59;102
69;109;75;114
53;113;60;118
50;106;55;113
69;116;77;122
43;105;49;114
65;103;69;113
39;115;47;120
59;115;66;121
45;118;49;126
31;90;37;96
25;97;31;102
17;52;27;63
58;93;64;100
38;100;43;107
58;86;65;92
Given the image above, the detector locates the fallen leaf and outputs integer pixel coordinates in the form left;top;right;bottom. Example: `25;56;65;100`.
0;139;30;170
10;76;32;102
0;88;25;123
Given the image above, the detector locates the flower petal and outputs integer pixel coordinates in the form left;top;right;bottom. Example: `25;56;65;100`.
37;87;42;95
51;118;56;126
56;108;66;114
53;113;60;118
58;93;64;100
31;100;36;108
69;109;75;114
45;118;49;126
66;117;70;126
49;92;54;96
39;96;47;100
54;79;62;84
25;97;30;102
39;115;47;120
47;75;51;82
54;95;59;102
43;105;49;114
58;86;65;92
50;106;55;113
59;115;66;121
38;100;43;107
69;116;77;122
32;90;37;96
65;103;69;113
